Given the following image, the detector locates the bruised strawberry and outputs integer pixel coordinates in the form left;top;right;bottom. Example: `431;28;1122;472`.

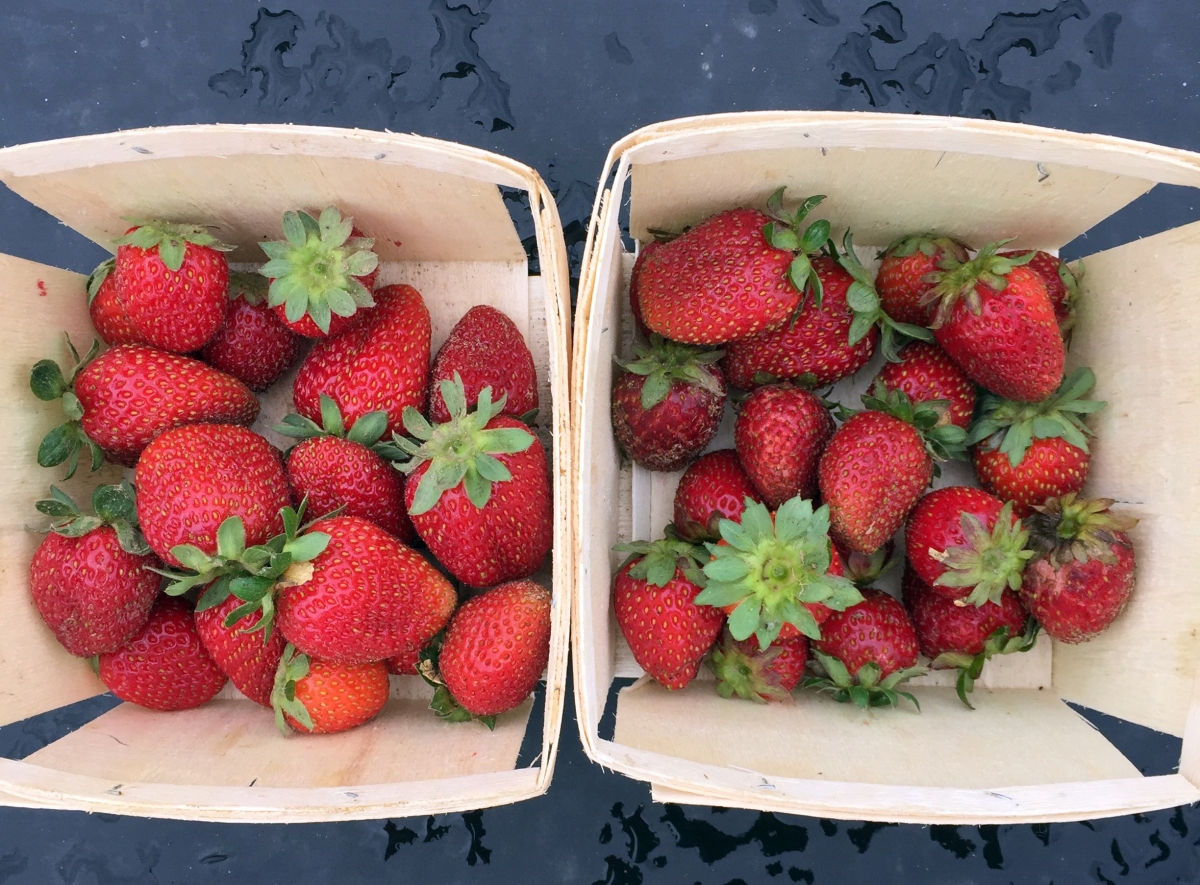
200;272;302;391
734;384;834;508
875;234;971;326
672;449;761;542
874;342;976;430
431;305;538;424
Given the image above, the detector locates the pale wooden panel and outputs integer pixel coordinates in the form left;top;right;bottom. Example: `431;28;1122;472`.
1052;221;1200;737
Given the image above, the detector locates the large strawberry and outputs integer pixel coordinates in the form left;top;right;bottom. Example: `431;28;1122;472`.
672;449;761;542
398;376;553;588
875;233;971;326
708;628;809;704
258;207;380;338
293;283;430;437
734;383;834;508
31;340;259;475
271;644;390;734
86;258;140;346
199;271;303;391
998;249;1080;337
112;220;234;353
430;305;539;424
873;342;977;430
29;482;160;657
194;594;286;707
611;336;725;471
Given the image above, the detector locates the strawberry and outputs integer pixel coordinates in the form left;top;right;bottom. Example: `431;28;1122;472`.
968;367;1103;516
430;305;539;424
31;340;259;475
636;190;830;345
734;384;834;508
398;377;553;587
708;628;808;703
29;482;160;657
276;396;415;544
1019;494;1137;643
628;239;663;339
611;336;725;471
875;233;971;326
199;272;303;391
424;579;552;724
924;241;1065;402
873;342;977;429
672;449;761;542
135;423;290;567
998;249;1079;336
98;597;228;711
613;533;725;690
112;221;234;353
271;644;390;734
86;258;140;346
904;486;1033;607
293;283;430;437
194;593;286;707
258;207;380;337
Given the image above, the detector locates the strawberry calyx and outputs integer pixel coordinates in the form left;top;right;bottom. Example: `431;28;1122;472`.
762;188;831;307
85;258;115;306
930;501;1034;607
802;649;926;710
614;335;725;410
835;231;935;360
877;232;971;264
113;219;235;272
394;373;535;515
29;335;105;479
271;643;315;734
417;631;497;730
932;618;1040;710
921;239;1036;329
695;497;862;648
259;206;379;335
707;628;791;704
852;383;968;463
966;367;1105;467
1025;493;1137;569
274;394;405;460
839;542;899;588
613;526;708;587
35;481;150;556
228;270;269;307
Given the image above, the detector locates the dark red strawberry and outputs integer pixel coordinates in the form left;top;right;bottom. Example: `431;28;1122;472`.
998;249;1079;336
199;271;303;391
874;342;977;429
672;449;761;542
194;593;286;707
86;258;140;346
875;233;971;326
708;628;809;703
734;384;834;507
272;644;390;734
431;305;538;424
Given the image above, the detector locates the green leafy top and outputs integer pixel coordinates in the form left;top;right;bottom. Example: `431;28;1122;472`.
36;481;150;556
966;367;1105;467
921;239;1035;329
762;188;832;307
29;335;104;480
855;383;968;463
802;650;926;711
271;643;314;734
613;526;709;588
694;497;863;649
614;335;725;410
878;232;971;263
835;231;935;360
417;631;496;730
85;258;114;306
258;206;379;334
113;220;235;272
229;270;270;307
274;394;405;460
930;501;1035;607
1024;493;1138;569
933;619;1040;709
707;628;792;704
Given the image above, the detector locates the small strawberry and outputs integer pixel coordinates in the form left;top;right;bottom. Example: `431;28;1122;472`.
873;342;977;430
98;597;228;711
968;367;1104;516
31;340;260;475
112;220;234;353
86;258;140;346
904;486;1033;607
1019;494;1137;643
430;305;539;424
998;249;1080;337
258;207;380;337
613;532;725;690
194;594;286;707
199;272;303;391
29;482;160;657
271;644;390;734
611;336;726;471
875;233;971;326
734;383;834;508
672;449;761;542
708;628;809;703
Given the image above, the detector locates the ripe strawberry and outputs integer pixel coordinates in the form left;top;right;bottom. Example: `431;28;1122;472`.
98;597;228;711
430;305;539;424
31;340;259;474
86;258;140;346
426;580;552;723
259;207;380;338
29;482;160;657
112;221;234;353
873;342;976;429
613;533;725;690
672;449;761;542
135;423;290;567
734;384;834;508
194;593;286;707
293;283;430;437
875;233;970;326
968;367;1103;516
905;486;1033;607
998;249;1079;336
199;272;302;391
611;336;725;471
708;628;809;703
924;242;1065;402
272;644;390;734
1020;494;1137;643
399;377;552;587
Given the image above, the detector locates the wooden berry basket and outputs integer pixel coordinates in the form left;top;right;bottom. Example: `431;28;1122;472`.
572;111;1200;824
0;124;572;822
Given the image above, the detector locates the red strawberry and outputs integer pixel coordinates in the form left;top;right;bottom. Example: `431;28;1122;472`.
873;342;976;429
875;234;971;326
429;580;552;722
672;449;761;542
430;305;538;424
613;534;725;690
135;423;290;567
31;341;260;474
194;593;286;707
98;597;228;711
293;283;430;437
734;384;834;508
924;242;1065;402
708;628;809;703
1019;494;1137;643
259;207;380;338
112;221;233;353
272;644;390;734
998;249;1079;335
904;486;1032;607
29;483;160;657
86;258;140;346
199;272;303;391
611;336;725;471
400;377;552;587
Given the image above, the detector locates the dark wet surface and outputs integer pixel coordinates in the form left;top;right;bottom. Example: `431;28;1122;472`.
1;0;1198;880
